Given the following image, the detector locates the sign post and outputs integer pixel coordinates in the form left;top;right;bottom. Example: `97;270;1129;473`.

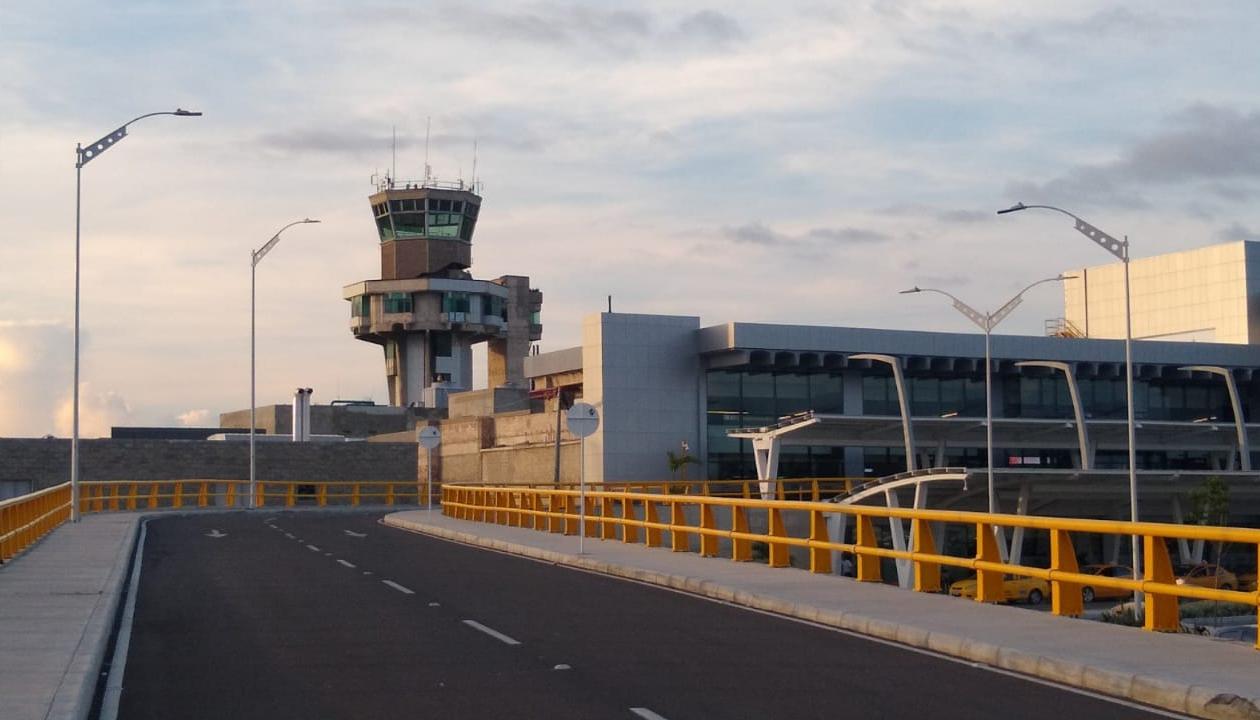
565;402;599;554
419;426;442;511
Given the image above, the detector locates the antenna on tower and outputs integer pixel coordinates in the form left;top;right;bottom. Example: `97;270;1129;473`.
472;137;478;189
391;125;397;183
424;116;432;186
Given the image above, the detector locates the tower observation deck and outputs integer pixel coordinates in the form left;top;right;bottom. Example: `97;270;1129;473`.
342;176;542;408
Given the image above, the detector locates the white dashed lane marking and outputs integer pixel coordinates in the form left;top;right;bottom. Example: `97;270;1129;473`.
462;620;521;646
630;708;669;720
382;580;415;595
337;559;356;568
306;545;320;552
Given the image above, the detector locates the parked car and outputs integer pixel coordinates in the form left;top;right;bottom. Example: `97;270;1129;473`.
1176;563;1239;591
1211;625;1257;643
1079;564;1134;603
949;574;1050;605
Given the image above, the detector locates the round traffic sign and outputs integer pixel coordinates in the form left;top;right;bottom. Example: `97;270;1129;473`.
419;426;441;450
566;402;599;438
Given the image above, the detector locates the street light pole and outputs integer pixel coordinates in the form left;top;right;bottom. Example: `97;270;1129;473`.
70;109;201;522
250;219;320;509
900;276;1067;522
998;202;1142;611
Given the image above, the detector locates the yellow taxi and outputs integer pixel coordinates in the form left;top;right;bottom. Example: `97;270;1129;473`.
1080;564;1134;603
1176;563;1239;591
948;573;1050;605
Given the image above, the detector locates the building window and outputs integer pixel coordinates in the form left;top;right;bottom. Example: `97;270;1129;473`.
431;331;452;357
427;212;461;237
384;292;412;314
443;292;470;314
486;295;506;321
393;212;425;237
351;295;370;318
530;310;541;325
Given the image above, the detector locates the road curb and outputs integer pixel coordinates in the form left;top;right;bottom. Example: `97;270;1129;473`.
44;516;142;720
384;514;1260;720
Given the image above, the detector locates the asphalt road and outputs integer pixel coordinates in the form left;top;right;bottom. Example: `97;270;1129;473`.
116;512;1182;719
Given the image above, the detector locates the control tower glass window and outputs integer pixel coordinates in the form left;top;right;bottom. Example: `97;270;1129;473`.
375;215;394;241
393;212;425;238
427;211;461;238
351;295;370;317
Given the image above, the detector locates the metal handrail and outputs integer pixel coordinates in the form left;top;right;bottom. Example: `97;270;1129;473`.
440;482;1260;648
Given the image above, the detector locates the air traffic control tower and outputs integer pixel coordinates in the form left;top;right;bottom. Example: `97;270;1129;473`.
342;177;542;409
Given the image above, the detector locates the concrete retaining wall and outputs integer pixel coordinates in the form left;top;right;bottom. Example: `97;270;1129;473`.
0;438;418;490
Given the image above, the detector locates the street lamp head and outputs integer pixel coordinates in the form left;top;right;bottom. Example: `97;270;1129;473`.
898;287;922;294
996;202;1027;215
302;218;321;224
1059;274;1079;281
173;109;203;117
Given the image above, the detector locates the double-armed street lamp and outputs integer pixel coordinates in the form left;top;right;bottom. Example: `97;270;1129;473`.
997;202;1143;607
250;219;320;509
71;109;202;522
900;276;1069;523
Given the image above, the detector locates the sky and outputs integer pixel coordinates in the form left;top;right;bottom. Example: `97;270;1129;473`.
3;1;1260;437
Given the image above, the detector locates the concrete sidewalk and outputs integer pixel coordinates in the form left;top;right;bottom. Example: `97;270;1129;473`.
385;510;1260;720
0;514;140;720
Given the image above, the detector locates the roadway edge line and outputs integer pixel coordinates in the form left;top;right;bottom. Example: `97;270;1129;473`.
97;519;149;720
381;513;1249;720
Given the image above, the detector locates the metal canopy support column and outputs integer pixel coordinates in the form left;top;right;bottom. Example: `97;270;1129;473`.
1015;361;1090;470
1180;366;1250;471
850;354;916;472
1008;482;1031;566
1171;496;1193;565
885;488;913;588
751;435;781;500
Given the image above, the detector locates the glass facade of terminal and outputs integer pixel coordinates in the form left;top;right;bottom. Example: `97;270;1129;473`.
707;367;1260;480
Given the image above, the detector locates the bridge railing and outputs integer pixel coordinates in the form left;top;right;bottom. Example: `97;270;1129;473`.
0;480;427;563
74;480;426;511
0;482;72;563
440;483;1260;649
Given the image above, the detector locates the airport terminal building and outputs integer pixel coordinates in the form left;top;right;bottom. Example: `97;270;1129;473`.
525;241;1260;523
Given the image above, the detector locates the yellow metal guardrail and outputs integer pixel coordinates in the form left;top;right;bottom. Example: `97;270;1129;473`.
0;479;432;563
0;482;72;563
441;483;1260;649
74;480;431;511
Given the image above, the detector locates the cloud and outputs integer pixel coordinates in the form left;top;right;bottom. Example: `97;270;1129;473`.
1010;7;1173;49
806;227;890;244
1005;105;1260;209
177;409;212;426
1217;222;1260;242
722;222;891;247
442;5;652;54
674;10;745;48
53;384;133;439
724;221;785;245
255;129;414;157
0;321;70;437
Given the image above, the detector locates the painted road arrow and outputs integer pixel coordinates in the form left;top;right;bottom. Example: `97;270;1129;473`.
205;529;227;538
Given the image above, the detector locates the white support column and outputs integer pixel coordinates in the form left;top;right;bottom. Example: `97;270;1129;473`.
827;513;849;575
1171;496;1193;564
850;354;916;472
1181;366;1250;471
912;482;930;585
1015;361;1090;470
752;435;781;500
886;488;913;588
1008;482;1031;566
